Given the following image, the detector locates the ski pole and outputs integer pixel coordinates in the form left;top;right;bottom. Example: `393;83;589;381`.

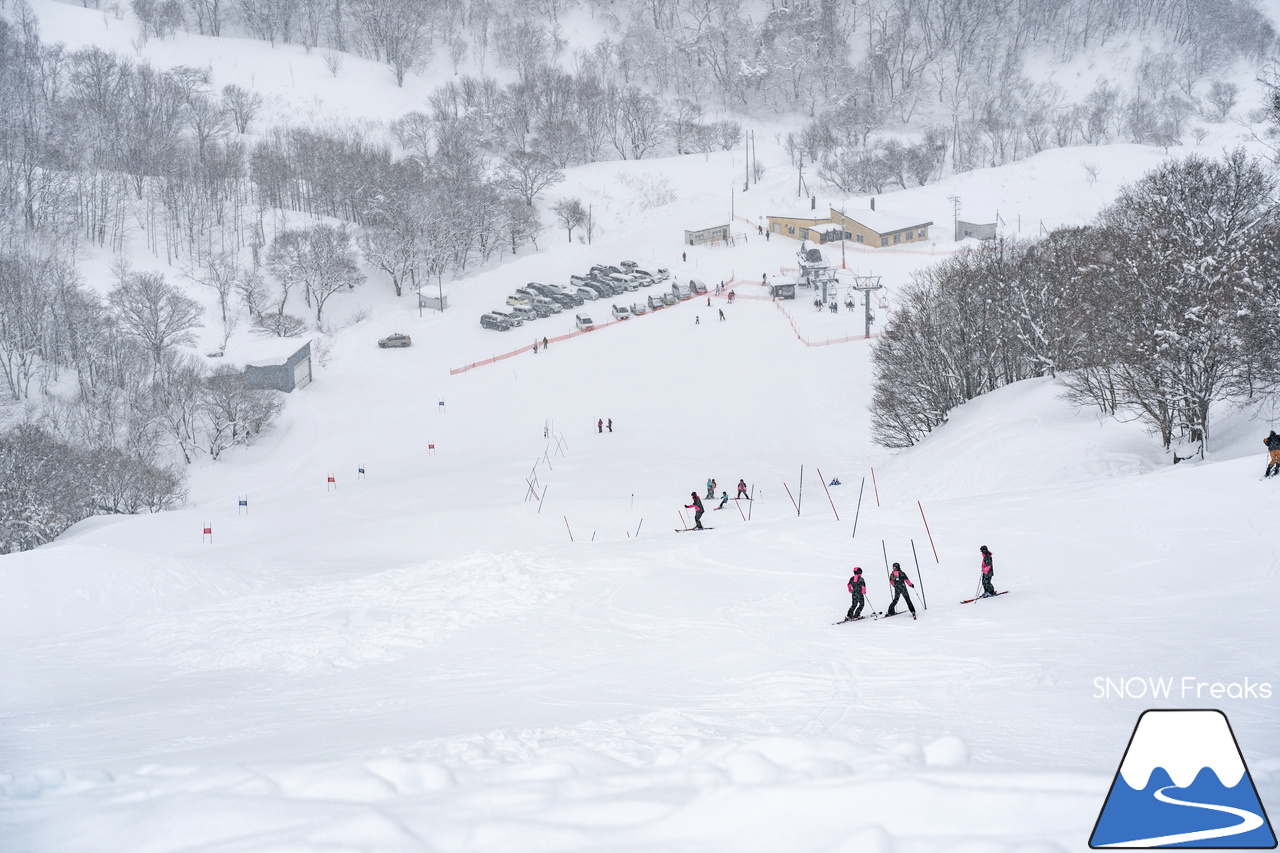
851;477;865;538
911;538;927;610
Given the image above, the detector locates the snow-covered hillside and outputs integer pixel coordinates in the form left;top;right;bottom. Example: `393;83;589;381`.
3;2;1280;851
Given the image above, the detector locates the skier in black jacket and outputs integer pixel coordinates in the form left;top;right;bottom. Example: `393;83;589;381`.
845;568;867;621
979;545;996;597
685;492;705;529
1265;430;1280;477
886;562;917;617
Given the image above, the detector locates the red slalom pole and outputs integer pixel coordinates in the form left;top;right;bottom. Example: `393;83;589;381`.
817;468;840;521
870;467;881;506
783;482;798;514
564;515;574;542
917;500;939;563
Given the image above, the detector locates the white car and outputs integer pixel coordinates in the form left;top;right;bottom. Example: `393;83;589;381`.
630;301;649;315
611;304;631;320
575;313;595;330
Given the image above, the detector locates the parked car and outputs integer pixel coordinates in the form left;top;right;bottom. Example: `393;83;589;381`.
660;291;678;306
581;281;610;299
587;277;618;296
611;304;630;320
509;304;538;322
480;313;512;331
620;260;638;271
575;313;595;330
379;333;412;348
647;294;666;310
544;285;584;306
632;268;654;283
689;278;708;295
672;282;692;300
490;310;524;327
653;267;671;282
569;285;598;301
630;301;649;315
533;296;562;314
506;294;530;306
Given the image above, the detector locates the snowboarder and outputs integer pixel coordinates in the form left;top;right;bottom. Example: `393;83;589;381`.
845;568;867;621
717;491;730;509
979;545;996;597
597;418;603;434
1265;430;1280;477
736;479;749;499
886;562;917;617
607;418;613;433
685;492;705;529
706;478;716;499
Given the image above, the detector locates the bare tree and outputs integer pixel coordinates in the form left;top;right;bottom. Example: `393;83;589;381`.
494;149;565;206
552;197;586;242
267;224;364;324
221;83;262;134
108;272;204;369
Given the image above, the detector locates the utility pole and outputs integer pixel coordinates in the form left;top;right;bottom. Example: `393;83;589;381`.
948;195;961;241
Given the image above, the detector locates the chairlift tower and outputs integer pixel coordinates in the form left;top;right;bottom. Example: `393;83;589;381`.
847;274;884;338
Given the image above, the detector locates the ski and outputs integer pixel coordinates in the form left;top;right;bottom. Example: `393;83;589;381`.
833;613;881;624
674;527;713;532
960;591;1009;604
881;611;917;620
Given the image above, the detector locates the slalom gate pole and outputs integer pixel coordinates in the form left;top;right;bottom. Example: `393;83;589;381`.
881;539;891;583
917;501;940;562
538;485;547;513
735;497;747;520
911;538;927;610
563;515;574;542
784;482;798;514
797;465;804;515
748;485;755;520
817;468;840;521
636;518;643;538
870;467;881;506
679;510;688;529
851;477;865;538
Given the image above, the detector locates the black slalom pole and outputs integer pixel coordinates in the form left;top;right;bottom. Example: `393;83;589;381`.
911;538;927;610
851;477;866;538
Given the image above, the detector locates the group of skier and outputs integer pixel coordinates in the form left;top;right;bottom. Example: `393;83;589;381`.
840;545;997;623
682;479;749;530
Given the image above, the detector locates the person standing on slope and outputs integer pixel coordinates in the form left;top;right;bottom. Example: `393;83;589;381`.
886;562;917;617
845;568;867;621
736;479;749;499
685;492;705;529
979;545;996;597
1265;430;1280;477
706;478;716;499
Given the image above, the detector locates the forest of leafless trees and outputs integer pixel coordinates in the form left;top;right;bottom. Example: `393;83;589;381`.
870;150;1280;457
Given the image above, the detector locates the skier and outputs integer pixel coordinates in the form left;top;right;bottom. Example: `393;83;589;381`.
696;315;700;324
542;337;548;349
885;562;917;617
719;308;725;321
706;478;716;499
607;418;613;433
532;340;538;353
717;491;730;510
707;296;712;307
1265;430;1280;477
597;418;603;434
844;568;867;621
685;492;705;529
736;479;749;499
979;545;996;597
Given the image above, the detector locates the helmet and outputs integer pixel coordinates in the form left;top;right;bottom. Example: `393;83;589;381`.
853;567;862;575
892;562;900;569
980;545;989;553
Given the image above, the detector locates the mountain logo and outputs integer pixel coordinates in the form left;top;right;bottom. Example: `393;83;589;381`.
1090;709;1276;848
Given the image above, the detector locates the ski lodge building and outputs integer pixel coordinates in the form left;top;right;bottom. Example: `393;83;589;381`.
767;206;933;248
